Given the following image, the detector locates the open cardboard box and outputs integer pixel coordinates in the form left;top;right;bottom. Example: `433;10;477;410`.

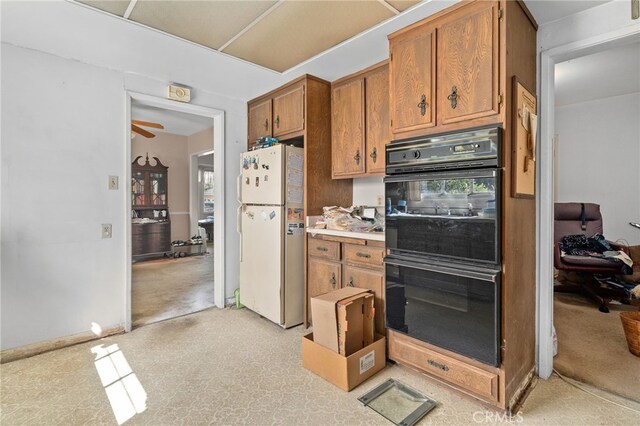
302;333;386;391
310;286;374;355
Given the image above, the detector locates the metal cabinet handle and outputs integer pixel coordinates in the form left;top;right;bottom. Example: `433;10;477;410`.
356;252;371;259
428;359;449;372
275;115;280;128
330;273;336;289
354;150;361;165
316;246;328;252
370;147;377;163
417;94;427;116
348;277;354;287
447;86;458;109
264;119;269;130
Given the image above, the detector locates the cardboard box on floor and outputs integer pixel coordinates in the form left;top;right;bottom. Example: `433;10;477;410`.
310;287;375;355
303;286;385;391
302;333;386;391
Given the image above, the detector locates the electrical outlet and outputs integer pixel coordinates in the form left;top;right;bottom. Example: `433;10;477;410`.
377;195;384;206
108;175;118;190
101;224;112;239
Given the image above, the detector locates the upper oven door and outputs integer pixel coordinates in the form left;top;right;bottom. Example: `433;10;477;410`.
385;168;501;266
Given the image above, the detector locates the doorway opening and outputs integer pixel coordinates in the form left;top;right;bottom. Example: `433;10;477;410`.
538;31;640;403
125;92;225;331
550;41;640;402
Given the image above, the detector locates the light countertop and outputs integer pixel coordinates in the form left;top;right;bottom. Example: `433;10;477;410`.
305;216;385;241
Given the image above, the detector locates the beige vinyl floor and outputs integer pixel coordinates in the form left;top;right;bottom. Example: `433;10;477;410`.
2;306;640;425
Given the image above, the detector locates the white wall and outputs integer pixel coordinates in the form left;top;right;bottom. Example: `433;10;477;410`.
555;92;640;245
352;177;385;207
0;1;255;350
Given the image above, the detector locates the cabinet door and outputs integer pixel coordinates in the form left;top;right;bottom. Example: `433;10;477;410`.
389;25;436;135
273;84;305;137
248;99;272;148
343;265;385;335
332;79;365;178
438;1;499;125
365;66;390;175
307;257;341;324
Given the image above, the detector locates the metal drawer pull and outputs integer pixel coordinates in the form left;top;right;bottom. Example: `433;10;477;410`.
417;94;427;116
428;359;449;372
356;252;371;259
264;119;268;130
348;277;354;287
354;150;361;165
330;273;336;288
316;246;328;252
370;147;377;163
447;86;458;109
275;115;280;128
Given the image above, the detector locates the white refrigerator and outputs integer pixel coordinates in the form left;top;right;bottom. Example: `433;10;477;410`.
238;144;305;328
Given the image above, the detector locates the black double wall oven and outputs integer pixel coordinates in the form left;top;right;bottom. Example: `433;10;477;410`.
384;126;502;367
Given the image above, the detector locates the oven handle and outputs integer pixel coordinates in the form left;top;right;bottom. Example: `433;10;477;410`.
384;257;499;283
384;168;497;183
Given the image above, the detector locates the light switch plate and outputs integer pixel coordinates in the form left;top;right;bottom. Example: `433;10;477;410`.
109;176;118;190
101;224;112;239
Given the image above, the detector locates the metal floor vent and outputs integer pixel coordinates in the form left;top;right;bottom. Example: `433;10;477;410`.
358;379;437;426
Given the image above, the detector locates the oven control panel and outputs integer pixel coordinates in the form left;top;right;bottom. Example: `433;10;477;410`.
386;126;500;174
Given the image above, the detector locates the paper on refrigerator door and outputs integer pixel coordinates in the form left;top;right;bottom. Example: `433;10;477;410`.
287;186;303;204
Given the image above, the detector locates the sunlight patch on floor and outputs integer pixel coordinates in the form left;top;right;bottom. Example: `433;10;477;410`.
91;344;147;425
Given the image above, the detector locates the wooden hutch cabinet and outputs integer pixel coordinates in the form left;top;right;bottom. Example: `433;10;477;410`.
131;154;171;259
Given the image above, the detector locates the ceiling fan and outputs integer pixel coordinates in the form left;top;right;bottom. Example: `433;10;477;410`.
131;120;164;138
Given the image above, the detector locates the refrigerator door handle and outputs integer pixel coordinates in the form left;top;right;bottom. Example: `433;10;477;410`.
236;173;242;204
237;206;243;261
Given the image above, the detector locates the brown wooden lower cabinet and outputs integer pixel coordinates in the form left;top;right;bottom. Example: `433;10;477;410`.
307;257;341;324
306;234;385;333
342;265;384;334
389;330;501;404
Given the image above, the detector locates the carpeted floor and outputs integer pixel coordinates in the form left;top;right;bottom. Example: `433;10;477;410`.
554;291;640;402
132;248;214;328
2;307;640;425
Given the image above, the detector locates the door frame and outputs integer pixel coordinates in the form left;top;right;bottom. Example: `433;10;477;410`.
125;92;226;332
536;28;640;379
189;149;214;237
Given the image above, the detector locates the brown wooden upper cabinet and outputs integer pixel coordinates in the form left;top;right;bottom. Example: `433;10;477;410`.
437;0;499;125
389;25;436;135
331;62;389;179
248;99;271;147
247;81;305;148
273;84;305;137
389;0;501;139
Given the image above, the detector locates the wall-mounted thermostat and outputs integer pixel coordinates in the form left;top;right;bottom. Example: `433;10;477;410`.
168;84;191;103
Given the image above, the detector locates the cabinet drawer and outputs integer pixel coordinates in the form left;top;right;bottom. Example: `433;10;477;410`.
389;332;499;402
344;244;384;267
308;238;341;260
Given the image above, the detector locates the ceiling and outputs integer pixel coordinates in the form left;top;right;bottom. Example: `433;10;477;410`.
555;40;640;107
525;0;611;25
75;0;420;72
132;102;213;136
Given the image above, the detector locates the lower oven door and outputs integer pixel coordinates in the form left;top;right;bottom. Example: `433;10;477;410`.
385;257;501;367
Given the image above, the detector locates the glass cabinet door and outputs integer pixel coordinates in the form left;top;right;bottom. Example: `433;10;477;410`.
132;172;145;206
150;172;166;206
